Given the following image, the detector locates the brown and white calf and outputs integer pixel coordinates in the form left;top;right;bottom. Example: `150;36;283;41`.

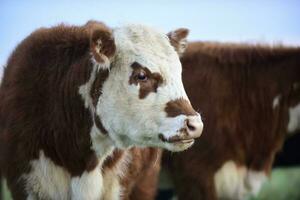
0;21;203;199
164;42;300;200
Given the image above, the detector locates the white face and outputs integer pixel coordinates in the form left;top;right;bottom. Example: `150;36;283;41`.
95;25;203;152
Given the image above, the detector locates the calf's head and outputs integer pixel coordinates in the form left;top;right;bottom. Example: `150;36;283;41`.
86;24;203;152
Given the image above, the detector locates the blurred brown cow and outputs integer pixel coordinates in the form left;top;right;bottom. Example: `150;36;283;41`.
164;42;300;200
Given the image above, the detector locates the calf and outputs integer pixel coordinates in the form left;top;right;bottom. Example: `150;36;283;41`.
165;42;300;200
0;21;203;199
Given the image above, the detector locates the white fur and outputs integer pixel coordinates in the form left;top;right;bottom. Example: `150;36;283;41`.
245;170;267;197
102;170;121;200
102;149;131;199
79;63;115;159
70;165;103;200
80;24;202;153
214;160;267;200
22;151;108;200
23;151;71;199
95;24;201;152
158;114;186;139
23;149;130;199
90;124;115;160
79;61;109;110
272;95;281;109
287;102;300;134
78;65;97;109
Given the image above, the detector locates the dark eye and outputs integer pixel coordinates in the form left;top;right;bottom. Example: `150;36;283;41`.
137;72;147;81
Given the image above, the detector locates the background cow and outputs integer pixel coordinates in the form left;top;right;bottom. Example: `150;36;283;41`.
274;85;300;167
0;21;203;199
164;42;300;200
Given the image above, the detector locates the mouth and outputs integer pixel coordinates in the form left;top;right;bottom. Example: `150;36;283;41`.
158;134;195;144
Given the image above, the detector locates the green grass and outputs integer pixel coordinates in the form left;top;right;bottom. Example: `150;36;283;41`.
1;179;12;200
249;167;300;200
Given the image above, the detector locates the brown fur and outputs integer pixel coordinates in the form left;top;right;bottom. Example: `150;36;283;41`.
129;62;163;99
94;113;108;135
91;69;110;107
0;22;116;199
165;98;197;117
90;67;110;135
121;148;162;200
167;28;189;56
164;41;300;200
90;24;116;63
100;147;162;200
102;149;125;171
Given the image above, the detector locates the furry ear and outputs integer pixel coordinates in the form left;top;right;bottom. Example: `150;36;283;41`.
167;28;189;57
89;22;116;68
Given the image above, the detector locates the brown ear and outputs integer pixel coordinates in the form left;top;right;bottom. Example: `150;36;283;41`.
85;20;107;31
167;28;189;56
89;22;116;68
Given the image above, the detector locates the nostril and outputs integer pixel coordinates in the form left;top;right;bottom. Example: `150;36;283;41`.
186;120;196;131
185;116;203;138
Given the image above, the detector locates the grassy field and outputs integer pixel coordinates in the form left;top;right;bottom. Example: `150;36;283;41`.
250;167;300;200
1;167;300;200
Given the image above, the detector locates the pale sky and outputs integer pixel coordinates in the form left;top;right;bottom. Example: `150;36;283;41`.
1;0;300;77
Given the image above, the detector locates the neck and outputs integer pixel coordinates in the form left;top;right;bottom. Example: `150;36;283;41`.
90;125;115;163
78;60;117;163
